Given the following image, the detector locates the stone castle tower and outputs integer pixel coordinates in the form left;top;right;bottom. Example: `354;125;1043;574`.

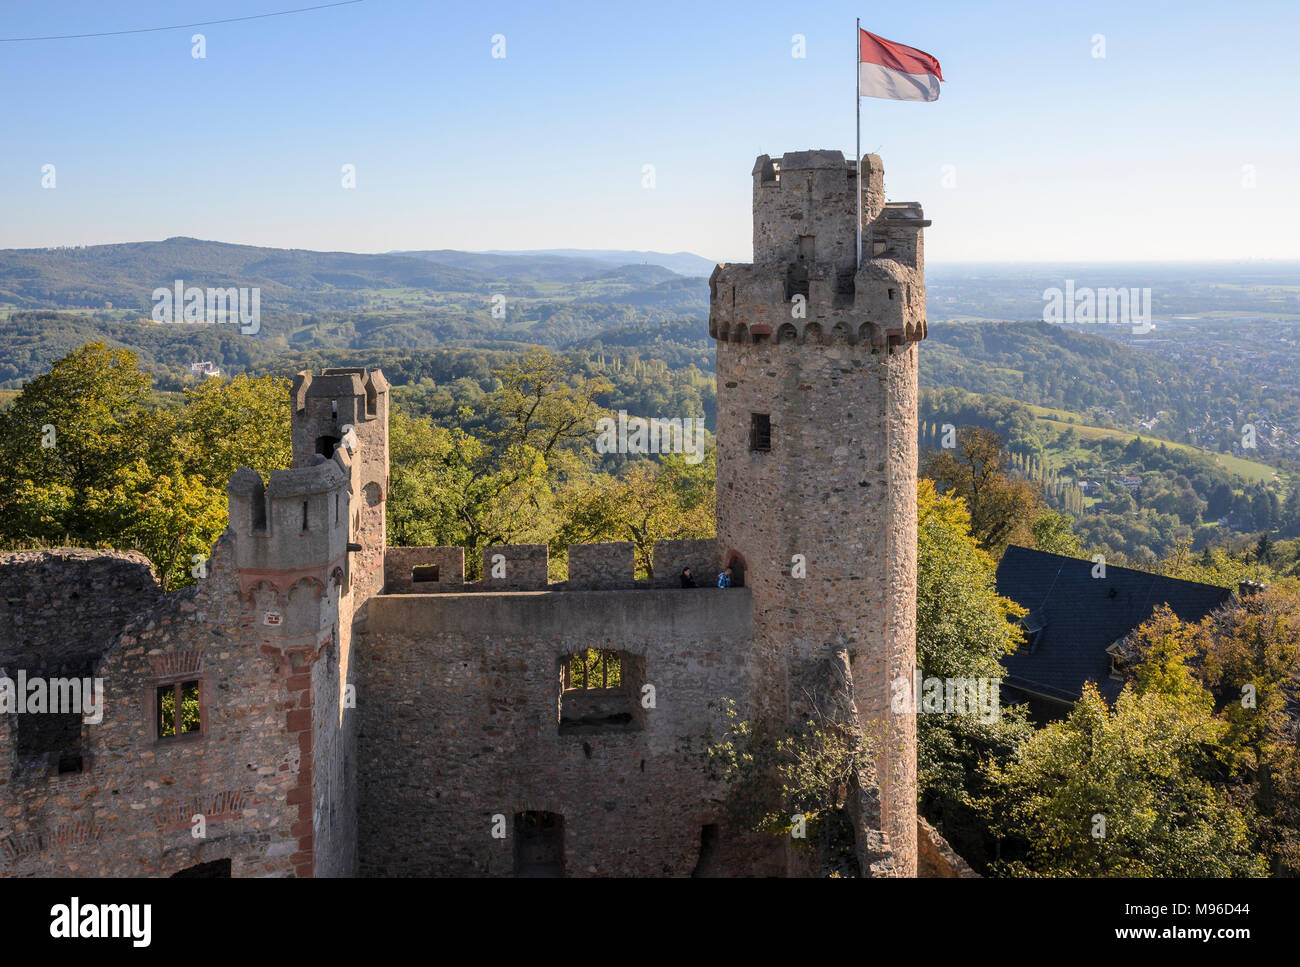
709;150;929;874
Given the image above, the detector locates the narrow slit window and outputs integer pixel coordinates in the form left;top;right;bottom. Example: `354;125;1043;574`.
750;413;771;452
302;501;309;532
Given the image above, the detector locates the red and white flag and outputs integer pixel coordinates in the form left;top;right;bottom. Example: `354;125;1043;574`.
858;28;943;102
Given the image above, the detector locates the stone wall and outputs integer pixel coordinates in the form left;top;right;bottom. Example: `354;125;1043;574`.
309;588;359;878
566;542;635;590
650;539;721;589
0;550;164;780
355;587;782;876
0;550;162;673
480;544;549;590
0;509;368;877
752;150;869;272
0;537;305;877
383;541;724;594
384;546;466;594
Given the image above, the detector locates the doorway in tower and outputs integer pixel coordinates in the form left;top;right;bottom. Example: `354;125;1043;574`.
724;551;747;588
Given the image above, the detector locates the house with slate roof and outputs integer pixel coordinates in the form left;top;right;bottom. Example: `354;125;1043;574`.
994;545;1236;721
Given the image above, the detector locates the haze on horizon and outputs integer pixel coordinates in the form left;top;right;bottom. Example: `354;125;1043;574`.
2;0;1297;263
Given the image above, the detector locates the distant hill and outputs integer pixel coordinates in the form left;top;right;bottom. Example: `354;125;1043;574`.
2;243;1296;472
393;250;619;283
394;248;717;281
481;248;717;278
0;237;713;388
0;237;493;312
576;276;706;313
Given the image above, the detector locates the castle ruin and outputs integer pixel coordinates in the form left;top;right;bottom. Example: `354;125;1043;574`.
0;150;932;877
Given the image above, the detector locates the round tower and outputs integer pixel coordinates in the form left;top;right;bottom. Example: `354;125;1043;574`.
710;150;928;875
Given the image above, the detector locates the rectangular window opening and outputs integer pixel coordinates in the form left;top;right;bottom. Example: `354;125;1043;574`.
15;697;85;775
558;649;645;735
157;680;202;740
412;564;440;584
750;413;772;452
58;754;84;775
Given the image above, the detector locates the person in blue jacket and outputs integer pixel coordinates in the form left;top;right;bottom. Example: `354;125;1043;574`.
716;566;732;589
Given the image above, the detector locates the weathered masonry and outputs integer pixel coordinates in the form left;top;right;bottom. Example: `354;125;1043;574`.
710;149;929;874
1;150;932;877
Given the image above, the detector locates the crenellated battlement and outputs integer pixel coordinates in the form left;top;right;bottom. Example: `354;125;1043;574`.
288;366;390;598
382;540;721;594
708;255;925;348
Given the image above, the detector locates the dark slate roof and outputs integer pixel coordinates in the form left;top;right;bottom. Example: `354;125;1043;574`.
994;545;1233;705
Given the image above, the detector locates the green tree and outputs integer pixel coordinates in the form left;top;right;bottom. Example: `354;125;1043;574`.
0;343;155;542
0;347;291;588
915;479;1033;869
85;458;227;591
984;680;1267;877
1030;508;1084;557
1256;531;1276;564
922;426;1042;556
1191;582;1300;873
170;374;291;486
555;449;715;577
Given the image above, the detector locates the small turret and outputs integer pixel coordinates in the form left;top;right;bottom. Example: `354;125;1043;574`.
227;451;353;599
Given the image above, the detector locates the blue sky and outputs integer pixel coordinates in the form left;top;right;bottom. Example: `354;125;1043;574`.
2;0;1297;262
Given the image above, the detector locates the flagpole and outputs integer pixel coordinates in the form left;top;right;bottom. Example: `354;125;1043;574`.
855;18;862;270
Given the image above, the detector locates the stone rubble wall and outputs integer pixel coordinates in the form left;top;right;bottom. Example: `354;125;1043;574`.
355;587;779;876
